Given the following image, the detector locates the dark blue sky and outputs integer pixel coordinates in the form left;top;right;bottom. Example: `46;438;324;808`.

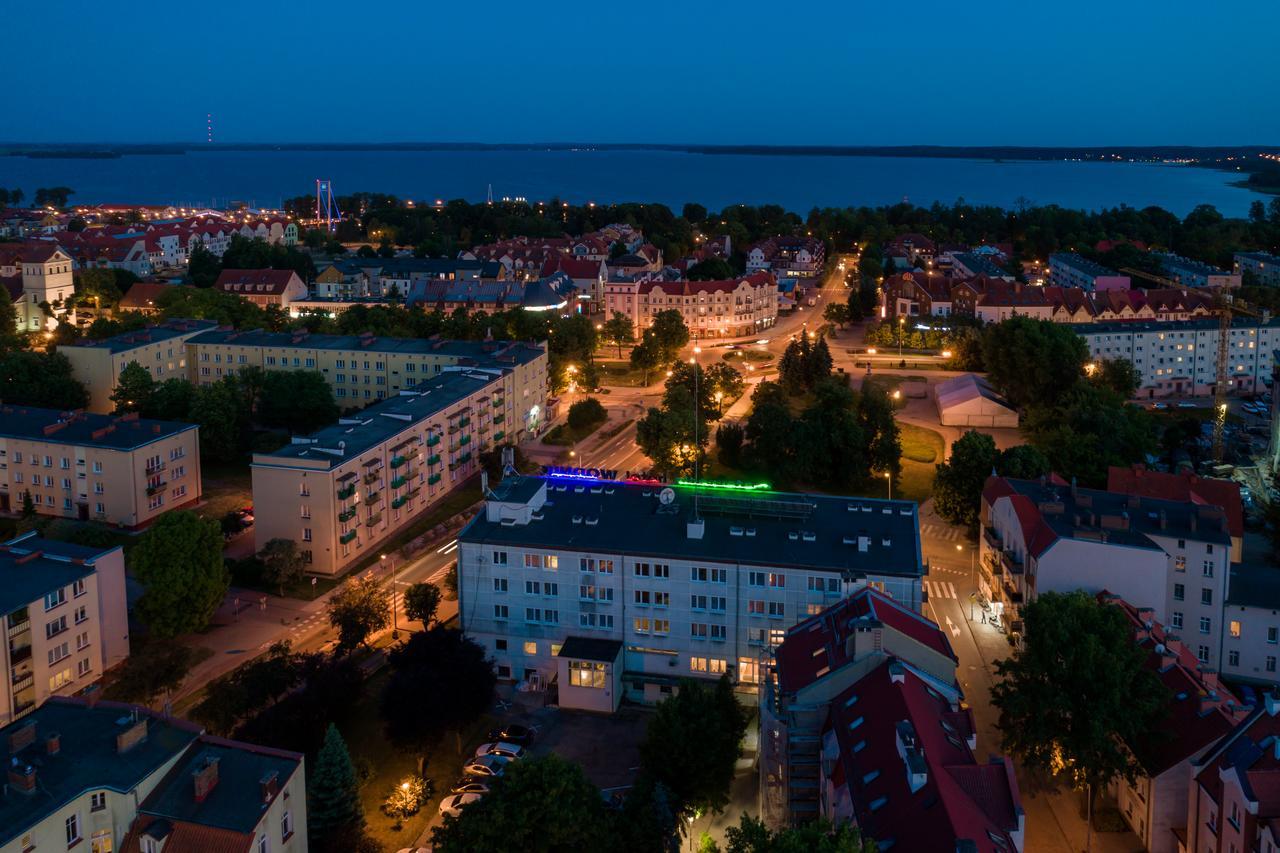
10;0;1279;145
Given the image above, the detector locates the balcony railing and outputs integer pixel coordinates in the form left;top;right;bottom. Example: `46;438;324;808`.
366;491;383;506
493;398;504;408
338;509;356;523
459;434;471;447
982;526;1001;552
391;476;407;490
999;549;1024;575
427;454;441;467
493;431;505;442
145;461;166;475
391;495;408;510
426;434;441;447
390;455;407;469
340;530;358;545
145;482;167;496
493;413;505;425
336;485;356;501
428;473;442;485
365;513;382;528
458;416;471;428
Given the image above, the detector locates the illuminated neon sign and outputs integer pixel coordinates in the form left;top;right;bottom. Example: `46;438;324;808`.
675;479;771;492
545;465;617;481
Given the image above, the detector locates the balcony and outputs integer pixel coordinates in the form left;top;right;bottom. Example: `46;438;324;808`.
493;413;505;425
338;509;356;523
458;416;471;428
366;491;383;506
426;434;441;447
494;431;505;442
427;453;441;467
459;434;471;447
493;398;505;408
390;455;407;469
11;673;33;694
999;549;1024;575
145;482;167;496
428;473;442;485
982;526;1002;552
145;461;166;475
337;485;356;501
363;471;380;485
391;495;408;510
391;475;407;490
340;530;358;545
365;512;382;528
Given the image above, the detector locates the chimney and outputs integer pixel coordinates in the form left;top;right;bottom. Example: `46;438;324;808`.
45;733;60;756
193;754;220;803
260;770;279;802
116;718;148;754
8;721;37;754
7;759;36;795
1157;644;1176;670
888;660;906;684
1199;668;1221;693
1199;691;1220;716
1164;634;1183;654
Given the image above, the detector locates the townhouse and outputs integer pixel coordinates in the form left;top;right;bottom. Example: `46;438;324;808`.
0;698;306;853
980;474;1234;668
1103;594;1243;853
251;367;535;577
1235;251;1280;287
61;319;217;412
604;270;778;338
1049;252;1131;291
456;474;925;705
1157;253;1241;289
0;407;201;527
746;236;825;279
214;268;309;309
760;588;960;827
0;533;128;727
1073;315;1280;398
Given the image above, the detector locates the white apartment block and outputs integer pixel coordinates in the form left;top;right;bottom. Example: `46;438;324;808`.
457;476;925;705
251;365;543;577
1073;317;1280;398
0;407;201;528
0;533;129;726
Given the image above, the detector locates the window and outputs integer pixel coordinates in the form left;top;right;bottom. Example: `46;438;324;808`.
569;660;606;689
580;557;596;572
543;555;558;570
1270;627;1278;645
690;656;708;673
808;576;840;593
302;528;312;542
598;559;614;574
1197;645;1210;663
710;624;726;641
634;618;651;635
46;616;68;639
1171;612;1183;628
634;590;651;606
493;578;508;592
1203;561;1215;577
44;588;66;610
653;563;669;578
258;834;269;853
281;810;293;840
767;573;786;588
492;550;508;566
1268;657;1277;673
76;631;89;651
653;619;669;635
653;591;669;607
523;554;540;568
748;571;766;587
1202;588;1214;606
77;658;92;678
767;601;785;618
1229;650;1241;667
748;599;765;615
1173;583;1184;601
526;581;542;595
66;814;81;845
634;562;651;578
493;605;508;619
90;792;107;813
710;596;726;612
691;594;707;610
1231;620;1242;638
49;667;73;691
74;606;87;625
1174;556;1186;571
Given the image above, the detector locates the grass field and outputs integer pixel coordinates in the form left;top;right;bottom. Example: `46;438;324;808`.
597;362;650;387
894;422;945;502
542;417;606;447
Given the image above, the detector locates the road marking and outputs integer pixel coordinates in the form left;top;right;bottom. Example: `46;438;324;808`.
947;582;958;599
944;615;960;638
436;538;458;554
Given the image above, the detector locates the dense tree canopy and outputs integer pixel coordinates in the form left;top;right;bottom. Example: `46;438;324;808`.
131;511;229;638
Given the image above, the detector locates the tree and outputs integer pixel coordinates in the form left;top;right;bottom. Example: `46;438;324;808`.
110;361;155;413
992;592;1168;849
745;381;804;485
567;397;607;432
308;724;366;843
601;311;634;358
75;268;124;310
777;338;807;395
187;242;221;287
1090;358;1141;400
431;755;611;852
998;444;1051;480
403;582;442;628
822;302;850;328
0;351;89;409
192;641;310;734
326;576;390;652
682;203;708;223
630;332;664;385
132;511;229;638
649;309;691;362
101;641;195;705
856;382;901;487
800;378;869;489
142;378;196;422
33;186;74;208
933;431;999;528
703;362;745;414
0;287;18;348
256;370;339;434
686;258;735;281
715;422;745;468
381;627;495;757
639;676;747;819
637;383;706;478
807;335;834;387
981;317;1089;409
189;380;248;463
260;538;307;596
711;815;877;853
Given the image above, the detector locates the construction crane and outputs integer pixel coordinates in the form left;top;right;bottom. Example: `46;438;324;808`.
1209;292;1259;462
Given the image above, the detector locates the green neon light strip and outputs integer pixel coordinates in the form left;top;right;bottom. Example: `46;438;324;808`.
675;479;772;492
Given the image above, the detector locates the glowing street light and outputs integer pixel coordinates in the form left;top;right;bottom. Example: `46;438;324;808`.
884;471;893;500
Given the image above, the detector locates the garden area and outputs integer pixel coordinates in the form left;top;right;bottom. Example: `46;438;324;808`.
542;398;609;446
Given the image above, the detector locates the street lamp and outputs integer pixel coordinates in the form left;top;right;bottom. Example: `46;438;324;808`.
898;316;906;358
382;553;398;634
958;544;976;621
884;471;892;500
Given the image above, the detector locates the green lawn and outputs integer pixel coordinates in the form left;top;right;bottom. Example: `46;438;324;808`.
197;463;254;523
723;348;772;364
342;669;496;851
597;362;650;387
900;422;943;464
542;417;606;447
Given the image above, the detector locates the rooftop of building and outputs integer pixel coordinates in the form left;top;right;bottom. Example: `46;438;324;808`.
136;735;302;835
1235;251;1280;262
1103;593;1241;776
1157;253;1230;276
1193;699;1280;814
951;253;1009;277
983;474;1232;559
1071;314;1280;334
824;658;1022;850
68;318;219;353
0;699;202;846
254;369;503;468
0;405;198;451
187;327;547;364
1226;562;1280;609
461;476;923;578
0;533;117;617
1050;252;1124;278
1106;465;1243;538
934;374;1015;412
557;636;623;663
775;588;954;694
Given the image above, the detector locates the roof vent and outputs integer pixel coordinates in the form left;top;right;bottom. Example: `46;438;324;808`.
572;515;584;524
585;517;599;526
899;507;912;516
745;528;756;537
802;531;817;542
730;526;744;537
882;506;892;514
847;503;859;512
882;538;892;547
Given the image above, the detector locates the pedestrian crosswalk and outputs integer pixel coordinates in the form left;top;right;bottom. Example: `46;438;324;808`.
923;580;960;600
920;523;965;543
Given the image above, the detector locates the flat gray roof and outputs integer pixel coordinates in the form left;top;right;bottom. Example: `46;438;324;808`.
0;406;198;450
188;329;545;365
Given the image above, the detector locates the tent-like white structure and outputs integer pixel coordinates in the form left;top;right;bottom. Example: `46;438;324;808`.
933;374;1018;428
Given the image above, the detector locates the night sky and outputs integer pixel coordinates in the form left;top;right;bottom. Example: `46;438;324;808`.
8;0;1278;145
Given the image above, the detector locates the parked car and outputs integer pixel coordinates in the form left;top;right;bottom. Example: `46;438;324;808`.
1177;402;1198;409
462;755;510;778
486;724;536;745
451;781;491;795
474;742;525;761
1152;402;1169;410
439;792;483;817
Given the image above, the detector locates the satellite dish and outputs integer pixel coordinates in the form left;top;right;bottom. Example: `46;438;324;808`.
658;488;675;506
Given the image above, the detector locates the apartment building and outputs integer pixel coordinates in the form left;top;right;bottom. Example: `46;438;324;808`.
0;533;128;727
61;319;217;412
1103;594;1242;853
1073;315;1280;398
251;368;528;576
1221;562;1280;687
1234;251;1280;286
0;698;306;853
603;271;778;339
1185;695;1280;853
0;407;201;527
1049;252;1131;291
1157;253;1241;289
746;237;825;279
981;475;1235;668
214;268;308;309
760;588;960;827
457;475;925;705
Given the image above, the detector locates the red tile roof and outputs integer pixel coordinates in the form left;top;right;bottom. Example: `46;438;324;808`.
120;814;253;853
775;587;954;693
1107;465;1244;538
825;659;1022;850
215;269;300;294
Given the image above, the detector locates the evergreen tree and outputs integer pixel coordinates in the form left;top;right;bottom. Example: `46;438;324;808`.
308;724;365;840
806;335;833;387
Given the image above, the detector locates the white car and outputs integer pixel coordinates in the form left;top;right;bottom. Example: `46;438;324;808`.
439;792;483;818
473;742;525;761
451;781;491;795
462;755;511;778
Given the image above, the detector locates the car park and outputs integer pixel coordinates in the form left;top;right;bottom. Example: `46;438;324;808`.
462;755;511;778
451;781;491;795
439;792;483;817
473;742;526;760
486;725;536;745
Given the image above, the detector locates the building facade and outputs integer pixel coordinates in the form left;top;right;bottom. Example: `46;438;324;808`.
61;320;217;413
0;407;201;527
603;272;778;339
0;534;129;727
251;367;537;577
1235;251;1280;287
1157;253;1241;289
214;268;309;309
457;476;925;704
1049;252;1131;291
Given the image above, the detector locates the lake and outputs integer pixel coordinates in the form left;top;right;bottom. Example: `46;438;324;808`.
0;148;1266;217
